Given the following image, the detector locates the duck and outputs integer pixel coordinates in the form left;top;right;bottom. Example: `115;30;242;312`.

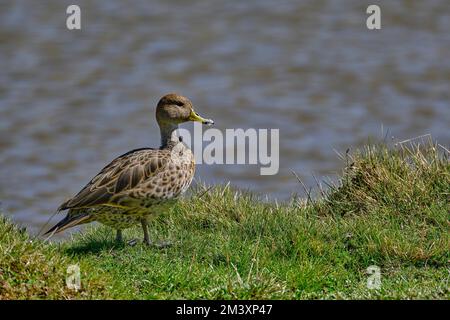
45;93;214;246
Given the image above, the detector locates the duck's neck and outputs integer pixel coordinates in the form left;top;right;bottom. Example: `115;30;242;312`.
159;122;179;148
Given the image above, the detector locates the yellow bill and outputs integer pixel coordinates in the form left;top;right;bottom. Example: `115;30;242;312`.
189;109;214;125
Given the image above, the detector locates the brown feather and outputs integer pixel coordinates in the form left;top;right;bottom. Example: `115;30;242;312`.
58;148;171;210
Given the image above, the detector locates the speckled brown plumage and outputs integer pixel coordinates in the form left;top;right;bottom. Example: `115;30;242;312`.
45;93;213;245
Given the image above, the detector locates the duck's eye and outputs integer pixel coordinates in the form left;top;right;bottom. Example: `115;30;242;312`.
174;101;184;107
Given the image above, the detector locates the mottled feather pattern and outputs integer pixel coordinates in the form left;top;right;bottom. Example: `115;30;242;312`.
54;142;194;228
60;145;193;210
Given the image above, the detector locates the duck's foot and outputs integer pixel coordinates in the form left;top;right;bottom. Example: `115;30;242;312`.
127;238;138;246
154;240;173;249
143;239;173;249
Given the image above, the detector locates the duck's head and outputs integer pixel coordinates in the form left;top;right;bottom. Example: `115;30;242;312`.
156;93;214;127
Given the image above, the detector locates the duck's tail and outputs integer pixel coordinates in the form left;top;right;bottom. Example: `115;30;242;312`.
44;212;91;236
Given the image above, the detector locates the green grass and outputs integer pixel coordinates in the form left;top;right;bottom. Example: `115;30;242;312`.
1;140;449;299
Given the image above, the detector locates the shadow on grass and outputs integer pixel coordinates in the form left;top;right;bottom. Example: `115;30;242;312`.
63;239;127;256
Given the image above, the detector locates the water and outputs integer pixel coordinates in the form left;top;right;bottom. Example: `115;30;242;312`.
1;0;449;236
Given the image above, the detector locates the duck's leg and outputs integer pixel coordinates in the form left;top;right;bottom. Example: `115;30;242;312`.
115;229;123;242
140;217;172;248
141;218;151;246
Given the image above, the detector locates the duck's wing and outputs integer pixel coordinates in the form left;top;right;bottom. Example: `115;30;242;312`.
58;148;170;210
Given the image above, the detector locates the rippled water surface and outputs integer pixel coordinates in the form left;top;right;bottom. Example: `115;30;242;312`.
0;0;449;235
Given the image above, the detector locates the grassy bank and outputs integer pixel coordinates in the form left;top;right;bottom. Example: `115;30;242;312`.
1;140;449;299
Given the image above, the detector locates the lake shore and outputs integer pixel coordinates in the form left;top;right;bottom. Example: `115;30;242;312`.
1;141;448;299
